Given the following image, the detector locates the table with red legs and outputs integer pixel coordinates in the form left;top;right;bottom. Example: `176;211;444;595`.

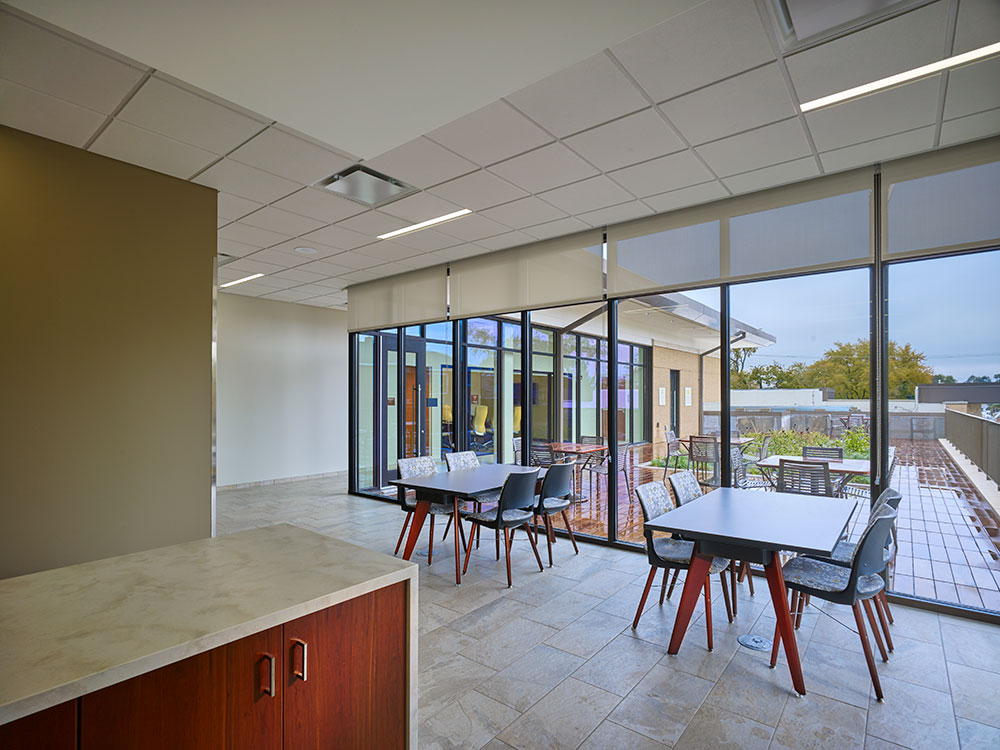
390;464;545;585
645;488;856;695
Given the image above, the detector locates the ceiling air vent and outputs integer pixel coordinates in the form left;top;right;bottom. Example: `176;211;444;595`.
316;165;417;208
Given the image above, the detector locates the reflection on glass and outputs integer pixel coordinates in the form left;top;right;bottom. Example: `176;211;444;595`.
467;346;497;464
424;322;452;342
386;344;398;474
467;318;498;347
532;353;554;441
357;334;375;490
426;342;453;469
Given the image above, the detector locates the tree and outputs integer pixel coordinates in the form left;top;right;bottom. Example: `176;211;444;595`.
966;374;1000;383
931;374;956;384
799;339;934;399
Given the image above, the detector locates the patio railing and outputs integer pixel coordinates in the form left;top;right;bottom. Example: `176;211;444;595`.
945;408;1000;485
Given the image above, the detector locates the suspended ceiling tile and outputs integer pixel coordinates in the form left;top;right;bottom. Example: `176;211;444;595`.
429;170;528;211
785;2;949;104
474;231;536;251
426;100;553;166
261;288;320;302
328;250;388;270
805;75;941;152
434;213;511;242
229;126;354;185
271;187;366;224
611;0;774;103
286;282;345;297
217;238;258;258
240;206;325;236
939;108;1000;146
379;191;462;223
193;158;300;203
0;10;146;113
952;0;1000;54
480;197;568;228
521;216;590;240
90;120;216;178
293;258;358;277
505;52;648;137
565;108;685;171
489;142;599;194
217;192;263;221
819;126;936;172
300;222;377;252
0;77;104;147
337;210;409;238
386;228;462;253
235;250;307;270
396;253;446;270
643;180;727;213
364;136;478;189
943;57;1000;120
695;118;811;177
224;257;289;275
267;239;344;260
431;244;495;261
577;200;653;227
340;268;383;283
117;75;265;154
722;156;819;195
609;149;713;197
660;63;797;146
538;175;634;215
217;221;290;249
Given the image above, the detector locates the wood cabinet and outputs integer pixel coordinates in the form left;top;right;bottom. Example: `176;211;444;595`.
0;701;76;750
46;581;409;749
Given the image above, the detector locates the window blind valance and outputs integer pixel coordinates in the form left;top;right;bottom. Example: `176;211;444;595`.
347;264;447;332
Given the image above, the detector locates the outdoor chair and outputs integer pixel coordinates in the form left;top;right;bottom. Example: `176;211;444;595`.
802;445;844;460
631;481;732;650
512;436;522;464
731;446;770;491
532;462;580;566
462;468;544;588
582;443;633;504
688;435;720;486
660;429;689;480
777;458;833;496
394;456;467;564
843;448;896;501
770;506;898;702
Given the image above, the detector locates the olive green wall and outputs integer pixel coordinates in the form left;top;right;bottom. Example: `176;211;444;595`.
0;126;215;579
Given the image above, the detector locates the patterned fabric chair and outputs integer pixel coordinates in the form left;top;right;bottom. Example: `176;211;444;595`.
802;445;844;460
667;469;702;507
631;481;732;650
444;450;499;550
771;506;898;702
395;456;466;564
462;469;544;587
532;462;579;566
777;459;833;496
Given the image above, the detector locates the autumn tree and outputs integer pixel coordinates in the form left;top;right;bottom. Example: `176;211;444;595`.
800;339;933;399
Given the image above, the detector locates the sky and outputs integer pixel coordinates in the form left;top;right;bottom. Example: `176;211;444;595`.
684;250;1000;382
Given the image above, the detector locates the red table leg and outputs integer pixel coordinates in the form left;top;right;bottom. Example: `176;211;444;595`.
401;500;430;561
666;545;714;654
763;553;806;695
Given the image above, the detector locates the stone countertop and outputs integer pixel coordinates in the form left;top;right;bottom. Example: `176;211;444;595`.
0;524;417;725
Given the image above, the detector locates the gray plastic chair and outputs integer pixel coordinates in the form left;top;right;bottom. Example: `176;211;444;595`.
632;481;732;650
533;462;579;566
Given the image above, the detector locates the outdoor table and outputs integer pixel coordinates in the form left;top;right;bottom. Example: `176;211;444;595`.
645;487;856;695
544;442;607;498
389;463;544;585
755;455;871;495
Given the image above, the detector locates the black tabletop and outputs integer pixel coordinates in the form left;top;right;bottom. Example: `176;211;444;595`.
645;487;857;557
389;463;544;499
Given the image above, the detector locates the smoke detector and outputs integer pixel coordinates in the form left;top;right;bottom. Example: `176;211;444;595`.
316;165;417;208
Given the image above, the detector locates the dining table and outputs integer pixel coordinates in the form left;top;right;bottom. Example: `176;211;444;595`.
645;487;857;695
389;463;545;585
755;455;871;495
545;442;607;498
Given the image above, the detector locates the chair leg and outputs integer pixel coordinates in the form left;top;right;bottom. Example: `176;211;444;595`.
523;523;545;573
442;514;452;541
719;571;733;624
659;568;669;606
634;566;657;629
495;527;500;561
852;602;884;701
394;514;411;556
794;591;807;629
560;511;579;554
873;594;894;652
863;599;889;662
457;515;468;553
462;522;478;575
880;591;894;624
544;515;554;567
746;563;755;596
666;569;680;600
503;527;513;588
703;576;713;652
428;515;435;566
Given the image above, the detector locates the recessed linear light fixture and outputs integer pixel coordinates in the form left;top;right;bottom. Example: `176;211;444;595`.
378;209;472;240
220;273;264;288
800;41;1000;112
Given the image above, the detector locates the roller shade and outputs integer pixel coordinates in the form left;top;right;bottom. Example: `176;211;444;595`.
881;137;1000;261
347;264;447;332
450;229;604;318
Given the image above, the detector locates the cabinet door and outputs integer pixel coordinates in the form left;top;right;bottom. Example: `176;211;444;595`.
224;626;282;750
284;582;408;749
0;700;76;750
80;648;225;750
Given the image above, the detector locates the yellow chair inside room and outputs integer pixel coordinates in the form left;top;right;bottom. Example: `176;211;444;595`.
472;405;489;436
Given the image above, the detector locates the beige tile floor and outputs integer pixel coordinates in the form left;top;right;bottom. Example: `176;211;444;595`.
218;477;1000;750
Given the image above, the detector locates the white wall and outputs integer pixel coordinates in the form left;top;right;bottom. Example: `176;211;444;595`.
217;294;348;486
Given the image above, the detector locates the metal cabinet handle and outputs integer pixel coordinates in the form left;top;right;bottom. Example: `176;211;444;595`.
291;638;308;682
261;653;276;696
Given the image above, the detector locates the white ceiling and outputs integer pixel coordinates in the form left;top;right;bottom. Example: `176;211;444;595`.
2;0;999;313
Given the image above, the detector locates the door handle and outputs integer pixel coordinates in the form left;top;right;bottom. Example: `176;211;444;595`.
291;638;308;681
261;653;276;696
